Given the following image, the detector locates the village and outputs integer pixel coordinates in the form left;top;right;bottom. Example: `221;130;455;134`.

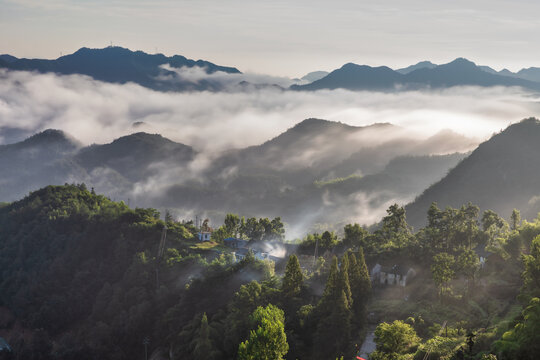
195;220;423;289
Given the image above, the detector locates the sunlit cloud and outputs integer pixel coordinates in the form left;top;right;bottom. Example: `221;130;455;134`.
1;69;538;151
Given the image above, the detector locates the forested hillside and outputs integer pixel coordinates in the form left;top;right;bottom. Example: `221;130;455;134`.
406;118;540;230
1;185;540;359
0;185;371;360
0;119;472;232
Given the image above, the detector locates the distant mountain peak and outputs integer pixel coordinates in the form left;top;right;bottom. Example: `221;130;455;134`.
445;57;477;67
0;46;241;91
396;61;437;74
300;71;329;83
0;54;18;63
23;129;81;147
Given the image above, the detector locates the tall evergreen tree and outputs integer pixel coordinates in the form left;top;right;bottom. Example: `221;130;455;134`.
192;313;214;360
314;290;352;360
511;209;521;231
237;304;288;360
338;254;352;307
321;256;340;305
314;256;353;359
282;255;304;297
176;312;218;360
348;248;371;329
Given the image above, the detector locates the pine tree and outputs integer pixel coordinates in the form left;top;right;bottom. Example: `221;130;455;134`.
321;256;340;305
348;248;371;330
338;254;352;307
314;290;352;359
511;209;521;231
314;256;354;360
356;247;371;298
282;255;304;297
237;305;289;360
192;313;213;360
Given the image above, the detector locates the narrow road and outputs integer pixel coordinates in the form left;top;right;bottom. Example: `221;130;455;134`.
358;325;377;359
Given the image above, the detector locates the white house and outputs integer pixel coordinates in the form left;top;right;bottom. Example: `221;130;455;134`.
371;263;416;287
198;231;212;242
0;337;11;353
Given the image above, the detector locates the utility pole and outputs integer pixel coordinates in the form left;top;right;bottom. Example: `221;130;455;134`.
312;238;319;268
155;226;167;291
143;337;150;360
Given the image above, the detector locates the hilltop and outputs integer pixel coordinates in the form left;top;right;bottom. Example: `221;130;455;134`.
0;46;240;91
406;117;540;229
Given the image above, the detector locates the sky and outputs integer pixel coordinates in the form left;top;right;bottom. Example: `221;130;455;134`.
1;0;540;77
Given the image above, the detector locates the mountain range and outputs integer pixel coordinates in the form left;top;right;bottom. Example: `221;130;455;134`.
0;46;240;91
405;117;540;230
0;119;474;233
2;117;540;234
292;58;540;91
3;47;540;92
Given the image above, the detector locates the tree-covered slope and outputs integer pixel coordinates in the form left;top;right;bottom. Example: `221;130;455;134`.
75;132;196;182
406;118;540;229
0;184;375;360
0;129;85;201
0;185;279;359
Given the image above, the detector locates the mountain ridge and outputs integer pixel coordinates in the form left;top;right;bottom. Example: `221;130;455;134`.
405;117;540;229
293;58;540;91
0;46;241;91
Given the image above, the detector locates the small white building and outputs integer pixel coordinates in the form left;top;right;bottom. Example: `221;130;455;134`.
0;337;11;353
198;231;212;242
371;263;416;287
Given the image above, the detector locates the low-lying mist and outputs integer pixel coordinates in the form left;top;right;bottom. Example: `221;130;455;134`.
1;68;539;235
1;68;538;149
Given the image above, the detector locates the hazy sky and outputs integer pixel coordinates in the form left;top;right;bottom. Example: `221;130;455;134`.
1;0;540;77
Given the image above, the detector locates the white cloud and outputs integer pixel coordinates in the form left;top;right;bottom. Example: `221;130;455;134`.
2;69;540;234
1;69;538;151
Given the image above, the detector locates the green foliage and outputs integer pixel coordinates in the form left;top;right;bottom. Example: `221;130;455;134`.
224;213;241;236
431;253;455;298
374;204;414;251
237;304;288;360
299;230;339;253
343;223;368;250
511;209;521;231
493;297;540;359
418;203;480;259
241;216;285;241
2;187;529;360
314;256;354;359
174;313;220;360
313;174;362;187
522;235;540;298
281;255;304;297
348;248;371;329
414;336;464;360
372;320;420;359
456;248;480;295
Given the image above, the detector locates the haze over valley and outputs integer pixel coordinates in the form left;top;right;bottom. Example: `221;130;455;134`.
2;2;540;359
2;47;540;234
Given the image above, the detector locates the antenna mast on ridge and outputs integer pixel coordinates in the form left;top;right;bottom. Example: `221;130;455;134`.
155;225;168;290
312;238;319;268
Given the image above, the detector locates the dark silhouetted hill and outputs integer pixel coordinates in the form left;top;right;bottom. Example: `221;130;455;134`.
0;46;240;91
75;132;195;182
406;118;540;230
396;61;437;74
0;129;85;201
292;58;540;91
292;63;403;91
300;71;329;83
